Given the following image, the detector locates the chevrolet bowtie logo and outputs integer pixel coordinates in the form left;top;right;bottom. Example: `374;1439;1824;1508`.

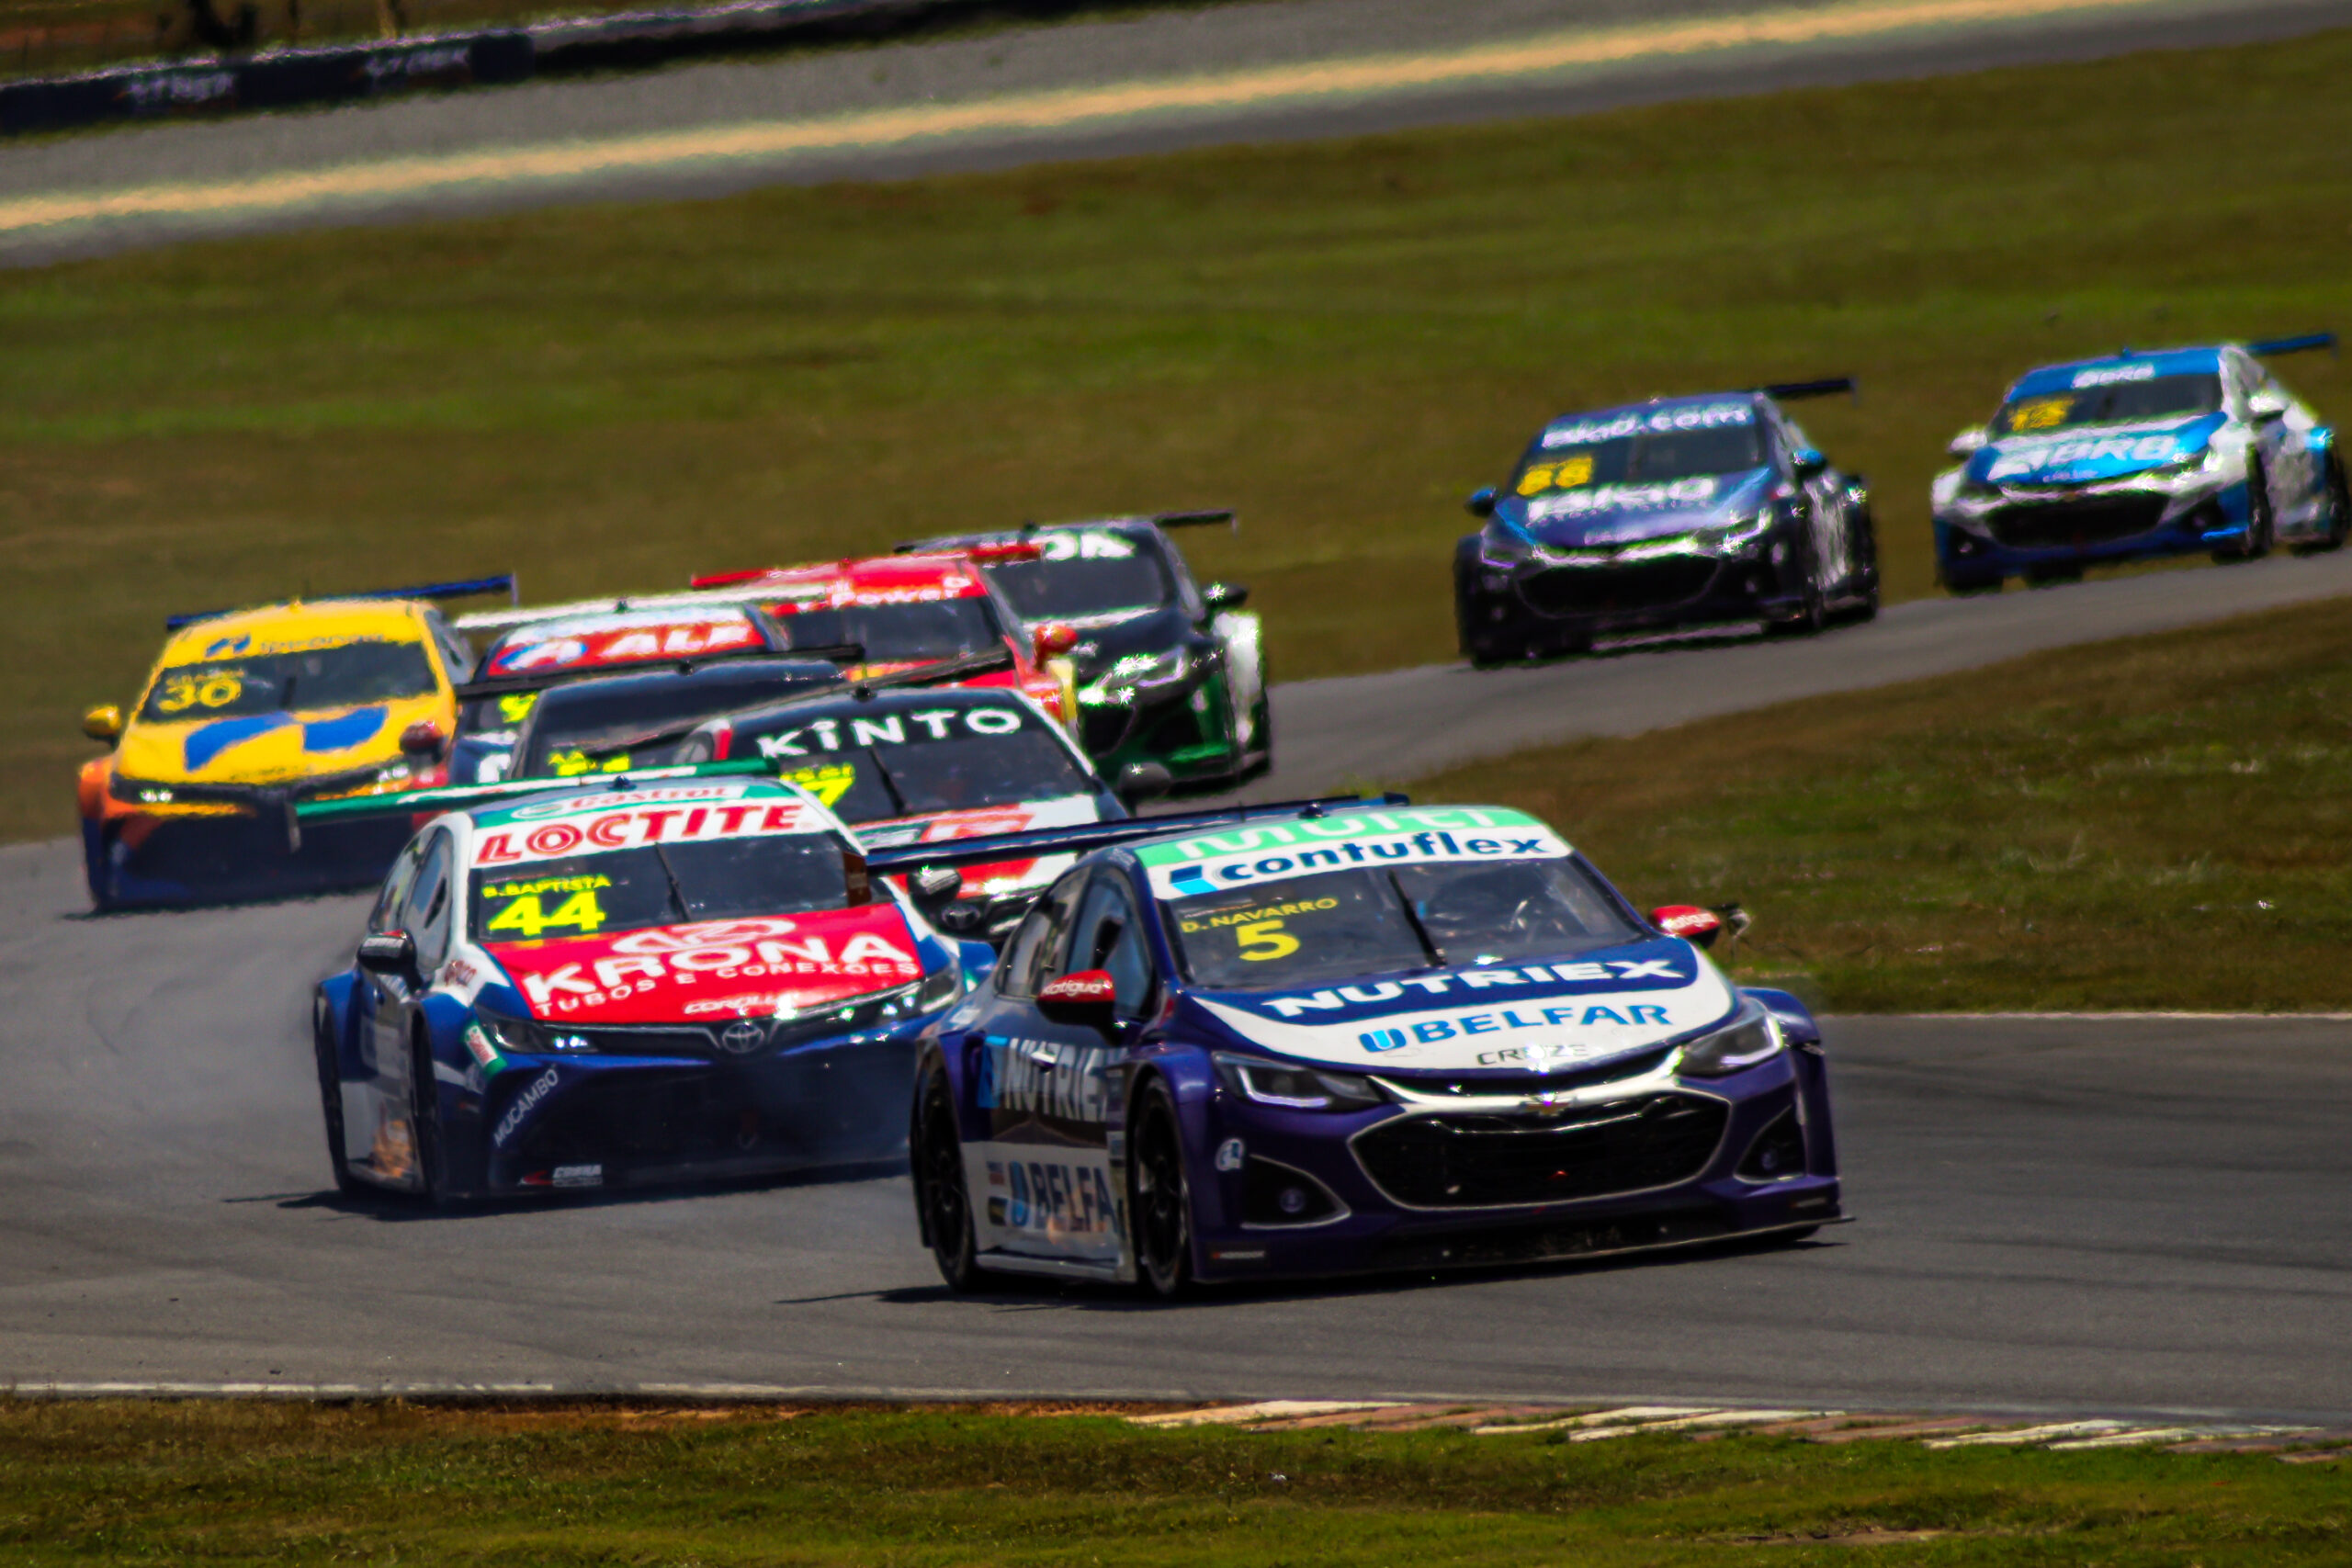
1521;1091;1574;1117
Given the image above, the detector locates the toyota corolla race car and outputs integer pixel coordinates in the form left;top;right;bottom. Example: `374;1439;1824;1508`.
305;767;985;1201
1934;334;2346;590
676;684;1129;942
688;552;1080;728
902;513;1270;793
889;800;1840;1294
444;600;835;785
1455;384;1878;662
76;577;506;910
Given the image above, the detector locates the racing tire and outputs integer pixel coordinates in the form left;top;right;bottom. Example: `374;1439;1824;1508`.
312;996;365;1196
916;1065;985;1292
2293;453;2350;554
1129;1078;1194;1299
2216;463;2275;563
406;1021;451;1206
1765;544;1826;637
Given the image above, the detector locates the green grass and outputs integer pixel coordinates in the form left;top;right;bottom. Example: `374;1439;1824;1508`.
1408;595;2352;1013
8;29;2352;841
1;1399;2346;1563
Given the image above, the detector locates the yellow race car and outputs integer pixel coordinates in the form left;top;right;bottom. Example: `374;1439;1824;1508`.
77;577;508;910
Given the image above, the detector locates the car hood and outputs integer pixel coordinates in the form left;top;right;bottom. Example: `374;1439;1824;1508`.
1191;936;1736;1072
1507;468;1776;549
476;907;928;1027
856;794;1106;897
116;694;441;786
1971;412;2226;488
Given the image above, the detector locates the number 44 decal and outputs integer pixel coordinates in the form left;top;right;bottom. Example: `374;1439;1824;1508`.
484;890;607;939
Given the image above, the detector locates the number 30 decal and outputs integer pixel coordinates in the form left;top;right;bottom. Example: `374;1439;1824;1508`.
1235;919;1299;962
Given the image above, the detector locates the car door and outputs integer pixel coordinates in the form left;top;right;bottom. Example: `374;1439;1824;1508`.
361;829;453;1189
960;867;1155;1266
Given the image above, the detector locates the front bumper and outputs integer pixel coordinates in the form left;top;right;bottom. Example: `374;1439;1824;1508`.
1936;478;2250;580
1184;1050;1839;1283
1076;668;1245;784
1457;545;1798;656
83;803;415;908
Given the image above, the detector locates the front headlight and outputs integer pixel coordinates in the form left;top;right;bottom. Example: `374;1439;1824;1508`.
914;962;967;1013
1702;511;1775;553
477;1009;584;1054
2148;444;2227;491
1215;1052;1388;1111
1082;648;1189;704
1476;522;1537;568
1675;1006;1784;1077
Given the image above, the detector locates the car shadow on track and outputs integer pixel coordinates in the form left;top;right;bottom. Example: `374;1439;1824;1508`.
243;1156;910;1222
779;1231;1845;1312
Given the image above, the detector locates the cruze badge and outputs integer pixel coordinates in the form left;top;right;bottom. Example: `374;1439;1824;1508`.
718;1019;766;1055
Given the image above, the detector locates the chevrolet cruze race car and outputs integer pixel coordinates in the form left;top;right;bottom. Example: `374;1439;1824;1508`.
889;800;1839;1294
1934;334;2346;590
902;513;1271;793
1455;385;1878;662
76;577;504;910
688;553;1081;728
677;684;1127;942
305;768;983;1201
445;601;831;785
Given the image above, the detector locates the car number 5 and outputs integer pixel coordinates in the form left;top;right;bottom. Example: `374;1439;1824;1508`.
1236;919;1299;962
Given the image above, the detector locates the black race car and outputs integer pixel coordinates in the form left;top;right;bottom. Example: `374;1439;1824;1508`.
903;513;1269;793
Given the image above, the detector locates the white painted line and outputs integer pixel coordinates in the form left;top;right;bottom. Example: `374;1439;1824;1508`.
2051;1425;2314;1450
1567;1409;1825;1441
1926;1420;2130;1448
1127;1400;1398;1428
1472;1405;1719;1435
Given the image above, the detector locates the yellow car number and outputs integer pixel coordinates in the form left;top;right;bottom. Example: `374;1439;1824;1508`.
1235;919;1300;963
483;889;607;939
1515;453;1595;496
2007;396;2073;432
550;749;630;777
154;671;245;714
780;762;858;808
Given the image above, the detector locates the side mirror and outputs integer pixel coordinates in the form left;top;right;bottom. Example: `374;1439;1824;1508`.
399;720;447;760
82;704;123;743
1039;968;1118;1028
1032;623;1080;660
1791;447;1829;479
1946;426;1988;458
2248;389;2291;423
1650;905;1724;949
1202;581;1250;615
1115;761;1173;807
1464;488;1498;519
356;929;418;977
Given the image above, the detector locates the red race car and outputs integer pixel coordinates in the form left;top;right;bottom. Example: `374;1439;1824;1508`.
690;551;1080;732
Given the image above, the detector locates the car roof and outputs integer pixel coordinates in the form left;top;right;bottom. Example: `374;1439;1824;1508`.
526;657;842;709
1532;391;1764;447
156;599;426;663
749;553;992;604
714;682;1035;728
2007;346;2230;400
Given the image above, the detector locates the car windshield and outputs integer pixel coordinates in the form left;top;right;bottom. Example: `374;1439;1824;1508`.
516;664;835;778
455;689;540;742
138;639;436;722
470;835;856;942
697;704;1094;821
979;536;1173;620
1513;424;1765;497
772;598;1003;662
1168;860;1642;991
1991;373;2224;435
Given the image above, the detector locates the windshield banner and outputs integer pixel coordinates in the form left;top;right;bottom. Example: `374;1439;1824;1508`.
1137;807;1568;900
470;784;821;867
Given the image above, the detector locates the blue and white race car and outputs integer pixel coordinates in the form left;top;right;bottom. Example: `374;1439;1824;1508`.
304;766;982;1201
1455;383;1878;661
1934;334;2346;590
889;800;1839;1294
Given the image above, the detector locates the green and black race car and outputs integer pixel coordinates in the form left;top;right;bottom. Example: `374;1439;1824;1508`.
901;513;1269;794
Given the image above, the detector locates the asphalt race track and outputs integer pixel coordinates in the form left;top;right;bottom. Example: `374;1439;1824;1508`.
2;830;2348;1416
6;556;2352;1412
3;0;2351;261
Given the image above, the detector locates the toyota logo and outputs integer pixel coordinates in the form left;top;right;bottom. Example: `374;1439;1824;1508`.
718;1019;767;1055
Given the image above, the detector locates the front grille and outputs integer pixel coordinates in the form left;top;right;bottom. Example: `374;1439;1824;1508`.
1353;1092;1727;1209
1381;1045;1674;1101
513;1069;739;1166
565;1026;722;1058
1518;558;1715;618
1080;703;1136;754
1984;493;2168;549
1374;1207;1731;1271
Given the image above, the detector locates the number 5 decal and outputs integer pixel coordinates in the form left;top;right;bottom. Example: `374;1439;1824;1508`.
1236;919;1299;962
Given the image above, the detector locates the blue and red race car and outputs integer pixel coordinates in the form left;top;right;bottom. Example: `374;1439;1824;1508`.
887;800;1840;1294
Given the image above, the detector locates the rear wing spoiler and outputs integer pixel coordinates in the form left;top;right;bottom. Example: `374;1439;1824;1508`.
166;573;517;632
451;587;789;642
2248;333;2335;359
1753;378;1856;402
289;759;778;832
894;509;1239;554
453;640;866;702
860;794;1412;877
571;646;1020;761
